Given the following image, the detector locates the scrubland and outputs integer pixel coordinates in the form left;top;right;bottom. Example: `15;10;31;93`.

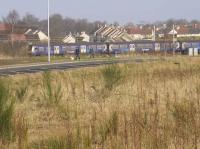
1;57;200;149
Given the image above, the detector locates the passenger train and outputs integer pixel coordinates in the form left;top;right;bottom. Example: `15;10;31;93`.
29;41;200;56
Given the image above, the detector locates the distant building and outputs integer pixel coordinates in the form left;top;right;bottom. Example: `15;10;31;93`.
79;32;90;42
0;23;27;42
37;31;49;42
24;29;49;42
0;23;44;42
126;26;153;40
156;24;200;39
176;25;200;38
75;31;90;42
63;33;76;43
94;25;134;42
168;29;177;35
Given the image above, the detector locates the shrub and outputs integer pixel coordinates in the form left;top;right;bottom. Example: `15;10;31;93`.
41;71;63;106
15;80;29;103
101;65;124;91
0;79;15;143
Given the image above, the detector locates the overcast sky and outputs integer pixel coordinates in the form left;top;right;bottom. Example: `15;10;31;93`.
1;0;200;24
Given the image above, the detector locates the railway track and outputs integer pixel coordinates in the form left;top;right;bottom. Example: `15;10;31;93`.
0;58;158;76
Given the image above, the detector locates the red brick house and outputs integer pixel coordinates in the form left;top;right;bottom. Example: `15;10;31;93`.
126;26;153;40
0;23;36;42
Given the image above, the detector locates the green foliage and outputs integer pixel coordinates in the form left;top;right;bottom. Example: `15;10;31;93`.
15;80;29;102
0;79;15;142
101;65;124;90
0;42;27;57
41;71;63;106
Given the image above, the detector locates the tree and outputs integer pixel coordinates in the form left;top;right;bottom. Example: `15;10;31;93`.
124;22;135;28
175;19;188;25
3;10;20;33
113;21;119;27
49;14;65;36
3;10;20;47
165;19;175;28
191;20;199;25
22;13;39;26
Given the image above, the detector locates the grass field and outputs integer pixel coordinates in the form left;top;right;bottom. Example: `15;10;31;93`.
0;56;200;149
0;52;133;66
0;52;170;67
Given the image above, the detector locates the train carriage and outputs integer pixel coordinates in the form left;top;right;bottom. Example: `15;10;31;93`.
135;43;154;52
29;40;200;56
96;44;107;54
119;44;129;52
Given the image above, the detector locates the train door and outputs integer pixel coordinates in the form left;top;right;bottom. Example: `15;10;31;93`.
39;46;45;55
31;46;39;56
31;46;37;53
80;45;87;53
54;46;60;55
129;44;135;52
155;43;160;51
176;42;180;49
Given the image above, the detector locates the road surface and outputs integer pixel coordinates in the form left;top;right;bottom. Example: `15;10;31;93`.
0;58;157;76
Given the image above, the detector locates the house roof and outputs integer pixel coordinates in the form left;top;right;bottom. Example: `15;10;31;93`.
63;33;75;43
95;25;144;42
176;26;189;34
168;29;177;35
126;27;152;35
0;23;10;31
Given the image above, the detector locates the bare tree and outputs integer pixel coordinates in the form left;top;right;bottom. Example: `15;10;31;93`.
3;10;20;33
124;22;135;28
49;14;65;36
22;13;39;26
3;10;20;47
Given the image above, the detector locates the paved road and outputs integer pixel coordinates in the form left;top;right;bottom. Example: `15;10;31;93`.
0;58;157;76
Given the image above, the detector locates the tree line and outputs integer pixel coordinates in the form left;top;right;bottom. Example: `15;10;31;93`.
1;10;107;37
2;10;200;37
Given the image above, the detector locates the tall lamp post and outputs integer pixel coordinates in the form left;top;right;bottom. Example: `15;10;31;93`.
48;0;51;62
172;24;175;55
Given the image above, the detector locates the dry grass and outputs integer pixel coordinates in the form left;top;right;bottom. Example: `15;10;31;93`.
0;56;200;148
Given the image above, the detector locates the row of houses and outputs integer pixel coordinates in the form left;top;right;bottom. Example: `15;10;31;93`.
1;22;200;44
93;25;135;42
126;24;200;40
62;32;90;43
0;23;91;43
0;23;48;42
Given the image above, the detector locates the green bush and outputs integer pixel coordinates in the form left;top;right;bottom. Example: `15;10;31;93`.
0;42;27;57
0;79;15;143
41;71;63;106
101;65;124;90
15;80;29;103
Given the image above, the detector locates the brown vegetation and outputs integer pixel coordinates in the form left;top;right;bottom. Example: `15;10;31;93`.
0;57;200;148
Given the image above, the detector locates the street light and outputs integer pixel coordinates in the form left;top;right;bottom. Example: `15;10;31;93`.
172;24;175;55
48;0;51;62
